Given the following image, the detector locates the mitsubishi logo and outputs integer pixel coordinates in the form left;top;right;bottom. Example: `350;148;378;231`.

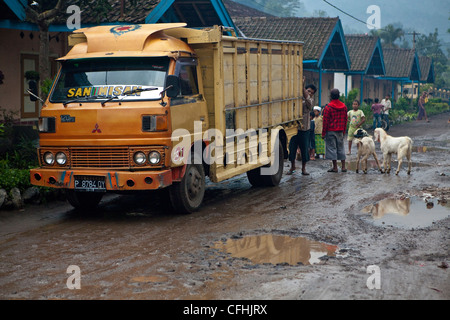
92;123;102;133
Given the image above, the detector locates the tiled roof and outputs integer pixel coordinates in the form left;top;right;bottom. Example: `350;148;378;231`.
382;48;417;79
419;56;433;82
345;35;378;72
233;17;340;61
223;0;273;18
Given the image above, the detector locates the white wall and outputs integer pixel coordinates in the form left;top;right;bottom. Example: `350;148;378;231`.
334;73;351;96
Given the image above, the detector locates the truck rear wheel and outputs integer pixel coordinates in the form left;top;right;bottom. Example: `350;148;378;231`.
66;190;104;210
247;141;284;187
169;153;206;214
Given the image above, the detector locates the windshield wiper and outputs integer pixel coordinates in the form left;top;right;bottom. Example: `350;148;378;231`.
101;87;158;106
63;95;107;107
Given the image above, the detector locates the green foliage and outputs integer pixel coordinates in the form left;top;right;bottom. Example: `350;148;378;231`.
0;160;32;192
40;78;54;101
24;70;40;81
370;24;405;48
394;97;412;112
339;88;360;110
416;28;449;88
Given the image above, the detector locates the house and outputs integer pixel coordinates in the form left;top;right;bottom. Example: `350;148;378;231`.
402;56;435;99
376;48;421;101
233;16;351;107
336;34;385;104
0;0;237;123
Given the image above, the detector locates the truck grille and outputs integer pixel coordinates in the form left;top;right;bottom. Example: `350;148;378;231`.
70;147;130;168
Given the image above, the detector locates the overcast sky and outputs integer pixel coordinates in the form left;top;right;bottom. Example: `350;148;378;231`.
301;0;449;39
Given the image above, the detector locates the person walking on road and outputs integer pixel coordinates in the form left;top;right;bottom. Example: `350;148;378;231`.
322;88;348;173
371;98;384;129
417;92;430;122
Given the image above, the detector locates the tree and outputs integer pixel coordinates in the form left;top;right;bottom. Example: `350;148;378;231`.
25;0;67;87
416;28;450;88
25;0;120;89
370;24;405;48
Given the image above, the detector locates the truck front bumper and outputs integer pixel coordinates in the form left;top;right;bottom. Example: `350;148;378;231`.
30;168;173;191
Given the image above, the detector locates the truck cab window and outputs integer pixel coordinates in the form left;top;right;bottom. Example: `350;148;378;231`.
174;59;199;98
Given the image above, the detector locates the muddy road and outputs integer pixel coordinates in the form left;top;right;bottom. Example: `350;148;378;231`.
1;113;449;300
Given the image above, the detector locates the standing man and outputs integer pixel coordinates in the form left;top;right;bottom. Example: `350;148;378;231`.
322;88;348;173
381;94;392;131
288;83;316;175
371;98;384;129
417;92;430;122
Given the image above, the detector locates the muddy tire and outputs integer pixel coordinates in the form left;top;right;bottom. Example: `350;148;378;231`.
66;190;103;210
169;153;205;214
247;141;284;187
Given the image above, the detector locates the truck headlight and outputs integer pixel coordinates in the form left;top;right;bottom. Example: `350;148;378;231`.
148;151;161;164
55;152;67;165
43;152;55;165
133;151;147;165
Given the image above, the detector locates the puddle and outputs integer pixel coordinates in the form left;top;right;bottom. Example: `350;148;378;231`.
214;234;338;266
361;196;450;229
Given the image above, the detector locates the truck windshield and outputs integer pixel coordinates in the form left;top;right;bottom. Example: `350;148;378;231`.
50;57;169;103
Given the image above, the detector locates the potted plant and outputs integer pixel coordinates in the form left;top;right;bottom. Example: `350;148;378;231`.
25;70;40;82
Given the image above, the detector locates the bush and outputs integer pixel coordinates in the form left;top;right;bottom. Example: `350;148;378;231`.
340;88;360;110
0;166;31;192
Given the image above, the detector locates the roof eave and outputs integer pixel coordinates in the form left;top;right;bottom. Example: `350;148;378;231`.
364;38;385;76
317;19;350;71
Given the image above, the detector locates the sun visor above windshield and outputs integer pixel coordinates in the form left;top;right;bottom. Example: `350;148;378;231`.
59;23;190;60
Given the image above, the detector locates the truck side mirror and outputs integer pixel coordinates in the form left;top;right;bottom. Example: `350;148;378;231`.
165;75;180;98
28;80;38;101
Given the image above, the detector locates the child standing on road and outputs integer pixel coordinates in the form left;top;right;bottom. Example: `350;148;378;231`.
347;100;365;155
313;106;325;159
371;98;384;129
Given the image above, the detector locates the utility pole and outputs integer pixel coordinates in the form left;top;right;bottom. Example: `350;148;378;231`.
405;31;421;107
406;31;421;49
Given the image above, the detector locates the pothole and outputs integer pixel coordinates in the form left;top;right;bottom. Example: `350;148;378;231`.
361;196;450;229
214;234;339;266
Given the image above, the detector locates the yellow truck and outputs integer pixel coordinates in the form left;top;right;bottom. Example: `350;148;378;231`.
30;23;304;214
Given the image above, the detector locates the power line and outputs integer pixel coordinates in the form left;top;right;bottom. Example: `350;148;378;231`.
321;0;387;31
321;0;438;50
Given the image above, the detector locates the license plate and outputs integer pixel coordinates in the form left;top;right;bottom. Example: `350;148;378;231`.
74;175;106;192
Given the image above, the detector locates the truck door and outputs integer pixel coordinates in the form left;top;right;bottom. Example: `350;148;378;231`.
170;58;208;135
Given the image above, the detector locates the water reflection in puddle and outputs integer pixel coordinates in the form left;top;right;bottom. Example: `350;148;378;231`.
214;234;338;266
362;196;450;229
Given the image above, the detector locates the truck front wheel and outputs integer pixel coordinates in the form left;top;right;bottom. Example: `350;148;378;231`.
66;190;104;210
169;155;206;214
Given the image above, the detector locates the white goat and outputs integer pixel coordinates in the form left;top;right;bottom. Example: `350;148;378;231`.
354;136;383;174
374;128;413;175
